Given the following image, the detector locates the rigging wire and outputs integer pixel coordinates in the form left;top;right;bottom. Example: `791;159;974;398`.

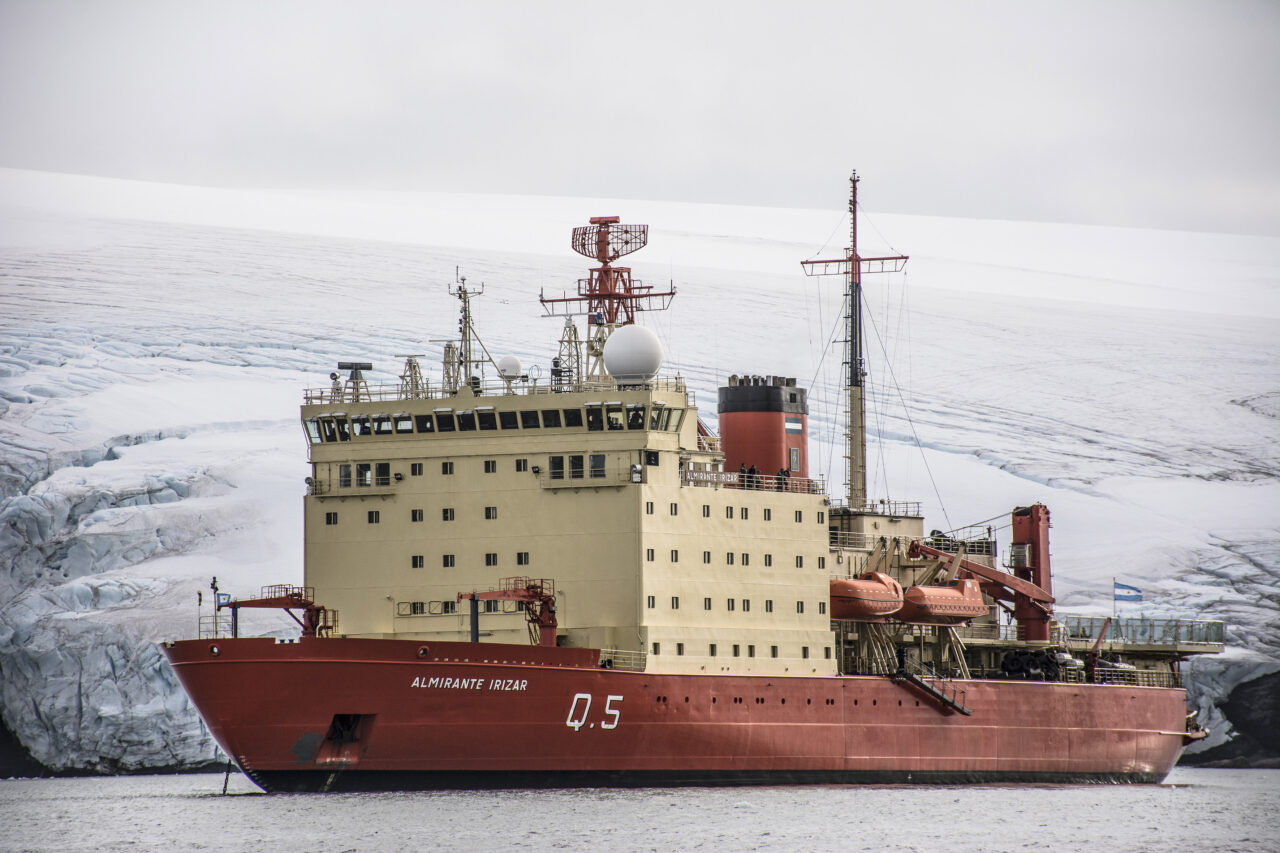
860;286;953;530
806;289;848;487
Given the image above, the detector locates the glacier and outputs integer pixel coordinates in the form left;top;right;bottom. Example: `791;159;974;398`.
1;167;1278;772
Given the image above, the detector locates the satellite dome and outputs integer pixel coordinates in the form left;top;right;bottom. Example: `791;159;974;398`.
603;325;662;383
497;355;523;378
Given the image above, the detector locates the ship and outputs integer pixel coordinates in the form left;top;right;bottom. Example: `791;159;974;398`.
163;173;1224;792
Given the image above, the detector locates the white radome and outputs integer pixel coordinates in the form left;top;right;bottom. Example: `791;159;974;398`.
603;324;663;383
497;355;522;378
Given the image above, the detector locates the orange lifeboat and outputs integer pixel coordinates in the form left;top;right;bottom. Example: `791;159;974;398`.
830;572;904;621
897;578;987;625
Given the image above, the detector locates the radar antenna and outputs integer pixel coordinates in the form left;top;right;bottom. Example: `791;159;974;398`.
540;216;676;379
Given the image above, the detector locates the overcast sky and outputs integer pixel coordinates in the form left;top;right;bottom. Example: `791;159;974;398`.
2;1;1278;235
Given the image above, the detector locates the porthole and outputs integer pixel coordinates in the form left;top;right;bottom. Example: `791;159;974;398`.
417;646;431;658
208;644;220;656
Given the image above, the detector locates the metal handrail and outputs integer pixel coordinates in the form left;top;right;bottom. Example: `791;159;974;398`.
304;376;690;404
1061;616;1224;647
599;648;647;671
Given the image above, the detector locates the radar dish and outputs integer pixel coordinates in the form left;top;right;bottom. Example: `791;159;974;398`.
571;218;648;264
602;324;662;383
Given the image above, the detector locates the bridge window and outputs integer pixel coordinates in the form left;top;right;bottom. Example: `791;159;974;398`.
541;410;562;428
477;411;497;430
520;410;541;429
499;411;519;429
562;409;583;428
305;419;322;444
414;414;434;433
351;416;372;437
436;413;456;432
457;411;476;431
373;415;394;435
606;406;625;430
569;455;584;479
339;464;352;488
586;406;604;431
627;405;646;429
394;413;414;433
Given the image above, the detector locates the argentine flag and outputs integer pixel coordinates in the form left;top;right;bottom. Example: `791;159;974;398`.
1113;582;1142;602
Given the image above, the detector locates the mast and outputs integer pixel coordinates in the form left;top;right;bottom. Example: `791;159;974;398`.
801;171;908;510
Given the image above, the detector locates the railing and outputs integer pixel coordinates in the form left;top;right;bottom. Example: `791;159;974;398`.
829;499;923;518
304;376;690;404
682;469;826;494
599;648;647;671
1061;616;1224;648
829;531;878;551
696;435;720;452
963;665;1183;688
198;613;233;639
923;533;997;557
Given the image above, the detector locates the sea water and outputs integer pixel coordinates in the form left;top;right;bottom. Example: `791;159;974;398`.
2;767;1277;853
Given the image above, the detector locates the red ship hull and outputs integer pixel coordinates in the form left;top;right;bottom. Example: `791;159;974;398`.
164;637;1191;792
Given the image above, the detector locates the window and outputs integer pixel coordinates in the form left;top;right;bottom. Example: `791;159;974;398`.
373;415;394;436
484;460;497;473
411;555;424;568
802;646;810;659
824;647;832;659
703;597;712;610
669;502;678;516
670;550;679;563
646;548;655;562
740;507;748;520
443;554;455;568
818;557;826;570
795;510;803;523
742;599;750;613
541;410;562;428
374;462;390;487
819;601;827;615
483;600;501;613
305;419;322;444
515;458;528;472
702;551;711;564
436;413;456;432
324;511;338;526
392;412;416;432
410;601;426;615
676;643;684;656
562;409;583;428
499;411;519;430
457;411;476;431
702;504;710;518
485;506;498;520
796;556;804;568
741;553;749;566
818;511;825;524
647;595;656;608
411;509;423;522
765;599;774;613
589;454;605;478
627;405;646;430
764;554;773;567
646;500;656;515
440;601;456;614
549;455;564;480
367;510;380;524
414;414;434;433
410;462;423;476
351;416;372;438
606;406;625;430
441;461;454;475
726;552;734;566
727;599;735;612
671;596;680;609
726;506;734;519
764;508;772;521
517;552;529;565
485;553;498;566
709;644;717;657
338;464;352;488
477;411;497;431
733;644;740;657
748;645;755;658
442;508;455;521
796;601;805;614
520;410;541;429
356;463;371;487
644;450;659;466
586;406;604;431
569;455;584;479
770;645;778;658
652;642;660;655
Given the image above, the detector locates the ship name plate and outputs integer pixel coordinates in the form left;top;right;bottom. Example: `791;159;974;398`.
411;675;528;691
